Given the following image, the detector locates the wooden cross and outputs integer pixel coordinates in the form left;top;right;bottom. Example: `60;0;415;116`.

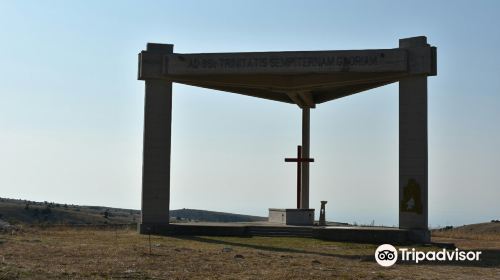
285;145;314;209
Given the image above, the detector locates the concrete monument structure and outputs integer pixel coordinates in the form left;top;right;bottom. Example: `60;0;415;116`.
137;36;436;243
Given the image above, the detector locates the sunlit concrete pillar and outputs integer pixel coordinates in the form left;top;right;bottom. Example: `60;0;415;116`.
139;44;173;233
399;37;428;234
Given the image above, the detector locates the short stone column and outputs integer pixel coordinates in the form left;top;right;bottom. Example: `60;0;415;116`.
319;201;327;226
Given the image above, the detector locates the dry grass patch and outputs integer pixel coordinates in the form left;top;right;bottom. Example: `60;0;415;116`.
0;227;498;279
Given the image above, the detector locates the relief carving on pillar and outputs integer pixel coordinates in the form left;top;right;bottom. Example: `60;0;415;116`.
400;178;423;214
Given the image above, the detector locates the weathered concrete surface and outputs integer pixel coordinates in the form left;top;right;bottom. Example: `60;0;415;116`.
138;39;436;107
399;37;430;231
268;208;315;226
164;49;408;75
139;44;173;231
312;226;422;244
145;221;429;244
137;37;437;239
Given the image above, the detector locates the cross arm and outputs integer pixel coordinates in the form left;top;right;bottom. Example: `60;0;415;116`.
285;158;315;162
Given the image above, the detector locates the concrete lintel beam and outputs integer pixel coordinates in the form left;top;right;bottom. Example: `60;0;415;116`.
164;49;408;76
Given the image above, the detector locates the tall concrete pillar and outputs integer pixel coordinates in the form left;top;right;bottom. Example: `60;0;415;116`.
139;44;173;233
399;37;428;231
301;107;310;209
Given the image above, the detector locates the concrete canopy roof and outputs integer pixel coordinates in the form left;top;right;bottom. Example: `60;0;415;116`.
138;36;436;108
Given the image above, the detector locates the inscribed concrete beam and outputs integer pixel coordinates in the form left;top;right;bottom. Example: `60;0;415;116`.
164;49;408;76
138;38;436;105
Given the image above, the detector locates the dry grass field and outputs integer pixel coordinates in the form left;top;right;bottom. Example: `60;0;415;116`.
0;226;499;279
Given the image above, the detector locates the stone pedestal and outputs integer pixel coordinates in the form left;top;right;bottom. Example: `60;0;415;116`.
269;208;315;226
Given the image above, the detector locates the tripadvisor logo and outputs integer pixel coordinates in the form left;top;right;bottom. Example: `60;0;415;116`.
375;244;482;267
375;244;398;267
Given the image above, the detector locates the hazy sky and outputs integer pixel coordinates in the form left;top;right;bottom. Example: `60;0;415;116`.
1;0;499;227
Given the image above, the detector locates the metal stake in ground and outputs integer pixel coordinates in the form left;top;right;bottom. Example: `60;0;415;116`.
285;145;314;209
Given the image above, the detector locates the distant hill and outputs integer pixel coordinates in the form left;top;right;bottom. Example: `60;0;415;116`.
0;197;266;225
434;221;500;235
0;197;140;225
170;208;267;223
